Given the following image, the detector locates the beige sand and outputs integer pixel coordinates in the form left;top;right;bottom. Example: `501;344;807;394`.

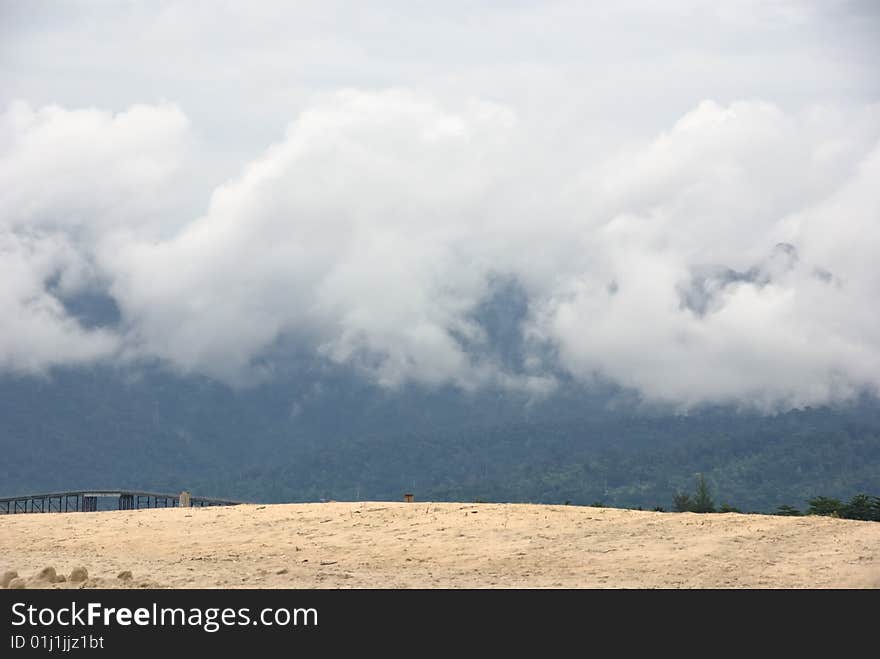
1;502;878;588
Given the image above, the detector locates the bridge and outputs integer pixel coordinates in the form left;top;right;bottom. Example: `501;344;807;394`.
0;489;242;515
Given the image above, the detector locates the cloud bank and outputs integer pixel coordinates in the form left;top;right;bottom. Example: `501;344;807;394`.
2;92;879;409
2;2;879;409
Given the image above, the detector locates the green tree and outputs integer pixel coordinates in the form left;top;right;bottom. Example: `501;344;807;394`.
775;504;801;516
718;502;741;513
807;496;843;517
692;474;716;513
672;491;693;512
841;494;875;521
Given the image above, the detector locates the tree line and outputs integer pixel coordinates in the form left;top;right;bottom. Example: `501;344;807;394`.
668;474;880;521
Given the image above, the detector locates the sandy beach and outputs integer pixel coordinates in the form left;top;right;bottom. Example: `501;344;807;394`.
1;502;878;589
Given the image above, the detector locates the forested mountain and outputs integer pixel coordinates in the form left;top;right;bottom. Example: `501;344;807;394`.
2;363;878;512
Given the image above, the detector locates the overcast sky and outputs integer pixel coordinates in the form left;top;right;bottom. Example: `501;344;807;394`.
1;1;879;409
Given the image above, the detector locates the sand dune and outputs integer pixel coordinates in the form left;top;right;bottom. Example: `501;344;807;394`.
1;502;878;588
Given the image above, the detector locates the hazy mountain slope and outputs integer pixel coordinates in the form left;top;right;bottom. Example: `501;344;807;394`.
2;365;878;511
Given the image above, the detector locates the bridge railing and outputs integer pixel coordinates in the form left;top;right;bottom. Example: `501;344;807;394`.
0;490;243;514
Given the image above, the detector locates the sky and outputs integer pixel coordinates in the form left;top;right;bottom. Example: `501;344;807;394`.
1;1;879;410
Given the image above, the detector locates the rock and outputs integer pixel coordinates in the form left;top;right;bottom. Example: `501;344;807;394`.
8;578;26;590
276;568;289;575
117;570;133;581
69;567;88;583
35;566;62;583
1;570;18;588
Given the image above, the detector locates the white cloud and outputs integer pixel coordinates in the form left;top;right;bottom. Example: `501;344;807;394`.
0;101;189;233
1;2;879;408
535;101;880;409
102;90;521;386
0;229;117;372
0;100;188;373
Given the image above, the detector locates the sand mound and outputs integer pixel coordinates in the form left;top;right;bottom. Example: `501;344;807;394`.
33;566;64;584
69;567;88;582
1;570;18;588
2;502;878;588
7;577;26;589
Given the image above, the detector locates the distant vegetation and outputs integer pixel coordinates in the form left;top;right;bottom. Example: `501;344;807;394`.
668;474;880;521
1;366;879;513
673;474;717;513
